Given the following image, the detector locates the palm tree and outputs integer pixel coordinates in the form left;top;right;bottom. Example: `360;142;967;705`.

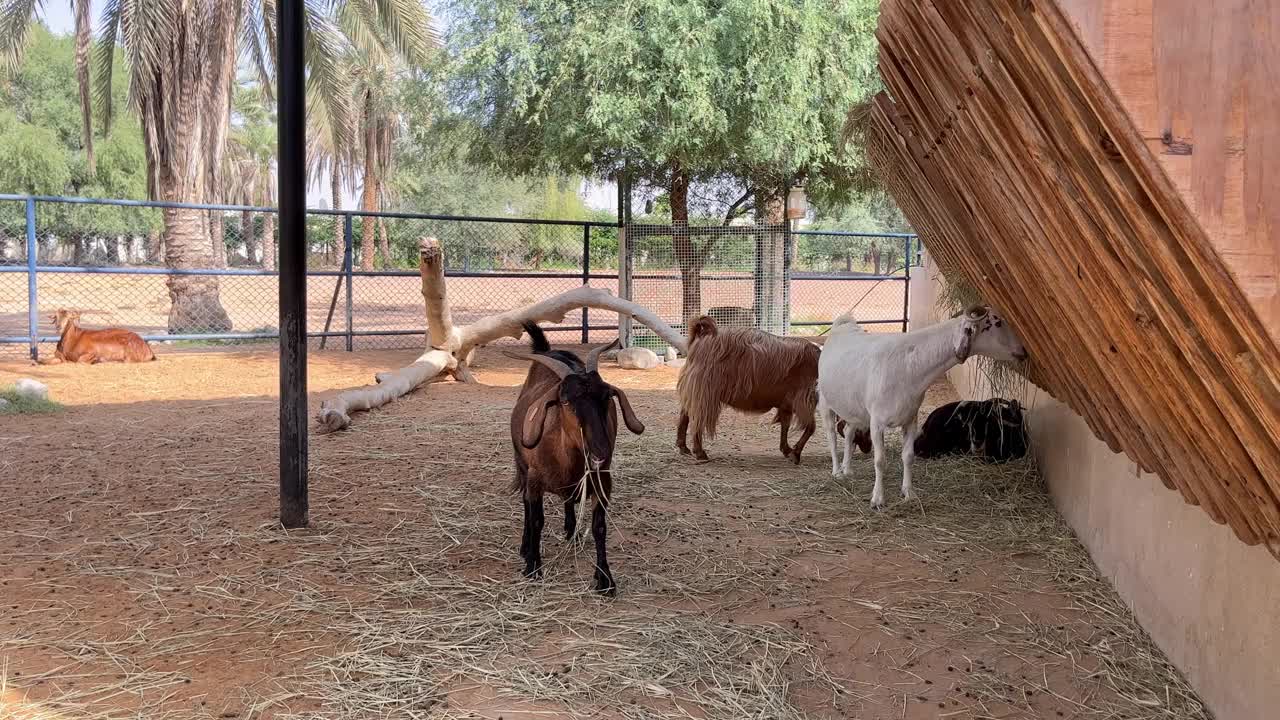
2;0;434;331
350;55;402;271
229;85;277;267
306;90;355;267
1;0;96;173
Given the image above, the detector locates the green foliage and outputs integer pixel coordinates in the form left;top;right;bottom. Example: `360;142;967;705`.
445;0;882;201
0;26;155;239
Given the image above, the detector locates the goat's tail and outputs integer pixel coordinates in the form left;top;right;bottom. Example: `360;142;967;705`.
522;320;551;353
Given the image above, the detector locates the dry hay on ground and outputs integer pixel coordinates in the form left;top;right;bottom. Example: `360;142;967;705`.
0;348;1207;719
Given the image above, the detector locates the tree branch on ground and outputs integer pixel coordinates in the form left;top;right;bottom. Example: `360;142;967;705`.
316;237;688;433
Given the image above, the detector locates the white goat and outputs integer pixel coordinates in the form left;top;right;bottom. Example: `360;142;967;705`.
817;305;1027;508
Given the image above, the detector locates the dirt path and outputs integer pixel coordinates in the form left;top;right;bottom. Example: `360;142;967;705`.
0;349;1206;719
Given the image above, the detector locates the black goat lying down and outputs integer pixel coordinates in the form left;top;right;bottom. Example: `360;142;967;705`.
912;398;1028;463
507;321;645;595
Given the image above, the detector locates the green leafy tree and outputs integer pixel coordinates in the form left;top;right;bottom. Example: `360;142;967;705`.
445;0;882;321
0;26;154;260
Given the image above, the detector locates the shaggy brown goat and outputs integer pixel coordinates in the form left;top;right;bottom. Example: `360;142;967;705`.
676;315;819;464
508;321;645;595
41;309;155;364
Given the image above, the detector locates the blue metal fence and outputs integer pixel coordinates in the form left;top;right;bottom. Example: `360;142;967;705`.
0;195;919;360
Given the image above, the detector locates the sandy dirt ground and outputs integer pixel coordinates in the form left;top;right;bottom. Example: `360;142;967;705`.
0;347;1205;719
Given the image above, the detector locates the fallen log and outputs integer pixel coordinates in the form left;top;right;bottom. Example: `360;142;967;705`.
316;237;687;433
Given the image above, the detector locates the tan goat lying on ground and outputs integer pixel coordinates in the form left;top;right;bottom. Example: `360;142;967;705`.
40;309;155;364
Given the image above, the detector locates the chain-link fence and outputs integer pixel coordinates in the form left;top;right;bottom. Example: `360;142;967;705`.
0;195;917;360
791;229;918;335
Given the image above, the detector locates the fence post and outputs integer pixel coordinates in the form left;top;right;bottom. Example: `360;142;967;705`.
581;225;590;344
343;214;354;352
902;235;911;333
25;198;38;361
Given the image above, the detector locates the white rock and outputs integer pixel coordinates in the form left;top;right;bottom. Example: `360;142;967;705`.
664;346;679;363
13;378;48;401
666;358;686;369
0;398;10;410
616;347;661;370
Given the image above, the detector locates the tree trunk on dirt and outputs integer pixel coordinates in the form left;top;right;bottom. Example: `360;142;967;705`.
316;237;689;434
164;206;233;333
669;165;702;325
871;246;882;275
845;253;852;272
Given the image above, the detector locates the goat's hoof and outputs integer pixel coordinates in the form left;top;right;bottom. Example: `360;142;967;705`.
902;490;917;501
693;451;710;463
677;446;691;456
522;565;543;580
789;452;802;466
593;574;616;596
869;496;886;510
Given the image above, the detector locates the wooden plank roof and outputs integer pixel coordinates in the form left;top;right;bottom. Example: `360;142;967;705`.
868;0;1280;556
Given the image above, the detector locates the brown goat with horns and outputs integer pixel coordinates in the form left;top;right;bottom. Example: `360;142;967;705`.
677;315;849;464
507;321;645;595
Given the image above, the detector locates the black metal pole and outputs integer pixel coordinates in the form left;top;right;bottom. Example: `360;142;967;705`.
278;0;308;528
581;224;590;343
343;214;354;352
902;235;911;333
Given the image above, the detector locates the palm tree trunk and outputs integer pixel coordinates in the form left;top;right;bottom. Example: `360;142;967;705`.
378;217;392;267
261;175;277;271
241;209;255;263
360;125;378;272
164;206;233;333
146;230;163;264
331;169;343;267
73;0;94;175
203;3;240;270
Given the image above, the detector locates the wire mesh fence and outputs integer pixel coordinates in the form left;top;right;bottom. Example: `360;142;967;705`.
791;229;917;335
0;196;917;360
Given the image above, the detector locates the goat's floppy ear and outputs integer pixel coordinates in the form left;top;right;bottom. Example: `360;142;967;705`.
609;385;645;435
521;388;560;449
955;322;974;363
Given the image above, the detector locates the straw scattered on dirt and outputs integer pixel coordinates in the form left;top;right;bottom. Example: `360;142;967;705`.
0;348;1208;719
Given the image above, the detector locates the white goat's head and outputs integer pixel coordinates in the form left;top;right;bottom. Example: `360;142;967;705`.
954;305;1027;364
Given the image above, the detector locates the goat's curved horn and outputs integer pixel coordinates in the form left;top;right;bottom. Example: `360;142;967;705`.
964;304;989;320
585;338;620;373
503;351;574;379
